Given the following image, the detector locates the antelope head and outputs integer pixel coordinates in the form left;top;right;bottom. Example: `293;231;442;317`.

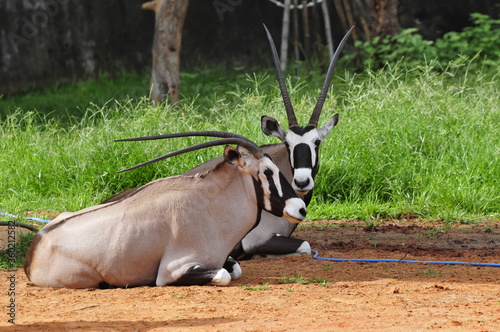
262;24;354;194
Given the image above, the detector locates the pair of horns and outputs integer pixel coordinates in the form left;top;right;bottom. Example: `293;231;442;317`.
264;24;355;127
116;131;264;173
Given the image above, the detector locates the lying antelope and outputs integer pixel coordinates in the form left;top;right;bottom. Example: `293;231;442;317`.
101;25;354;259
24;132;306;288
233;25;355;259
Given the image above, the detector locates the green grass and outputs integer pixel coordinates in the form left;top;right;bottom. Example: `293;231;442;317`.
0;59;499;224
310;60;500;223
0;72;151;122
280;274;330;286
0;67;246;123
239;283;270;291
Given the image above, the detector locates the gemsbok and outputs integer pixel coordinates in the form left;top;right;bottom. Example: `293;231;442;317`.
232;25;355;259
23;131;306;288
101;25;354;260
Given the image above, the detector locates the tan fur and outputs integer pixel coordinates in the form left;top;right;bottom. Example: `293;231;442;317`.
24;150;305;288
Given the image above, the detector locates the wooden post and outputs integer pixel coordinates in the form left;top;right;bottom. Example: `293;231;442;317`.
341;0;358;40
332;0;348;32
280;0;292;72
143;0;190;105
301;0;310;60
312;1;324;68
322;0;335;60
292;0;300;75
371;0;400;39
352;0;372;40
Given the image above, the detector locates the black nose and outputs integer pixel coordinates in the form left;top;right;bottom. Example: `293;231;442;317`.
294;178;310;189
299;208;307;217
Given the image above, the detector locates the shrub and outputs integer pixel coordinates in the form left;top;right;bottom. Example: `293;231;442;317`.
353;13;500;70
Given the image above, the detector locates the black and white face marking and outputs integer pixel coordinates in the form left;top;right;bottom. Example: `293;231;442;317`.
255;156;307;223
261;114;339;194
286;126;321;192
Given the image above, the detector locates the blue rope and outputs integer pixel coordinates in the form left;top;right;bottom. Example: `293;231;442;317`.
0;212;51;223
311;249;500;268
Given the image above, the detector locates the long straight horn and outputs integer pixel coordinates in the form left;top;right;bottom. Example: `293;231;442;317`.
308;25;355;127
116;131;252;144
116;134;265;173
263;24;298;127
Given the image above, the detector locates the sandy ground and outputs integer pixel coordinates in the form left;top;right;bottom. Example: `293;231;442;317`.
1;219;499;331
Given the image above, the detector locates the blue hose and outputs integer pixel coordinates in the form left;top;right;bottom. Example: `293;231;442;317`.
311;249;500;267
0;212;51;223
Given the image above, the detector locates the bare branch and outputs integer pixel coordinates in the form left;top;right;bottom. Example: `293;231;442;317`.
142;1;157;12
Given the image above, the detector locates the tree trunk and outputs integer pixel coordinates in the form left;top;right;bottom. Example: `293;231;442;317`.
370;0;400;39
301;0;310;60
292;0;300;75
144;0;189;105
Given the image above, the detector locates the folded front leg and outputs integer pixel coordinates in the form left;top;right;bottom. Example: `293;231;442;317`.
159;264;231;286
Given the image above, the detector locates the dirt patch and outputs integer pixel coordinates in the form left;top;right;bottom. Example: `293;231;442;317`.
1;220;500;331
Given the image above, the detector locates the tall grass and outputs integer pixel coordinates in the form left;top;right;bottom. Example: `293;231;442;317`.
0;72;151;122
0;61;498;223
312;60;499;221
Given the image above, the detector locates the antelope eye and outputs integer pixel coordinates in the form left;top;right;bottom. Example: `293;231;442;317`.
263;168;273;176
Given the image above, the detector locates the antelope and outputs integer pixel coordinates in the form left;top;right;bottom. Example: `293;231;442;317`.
23;131;306;288
232;25;355;259
101;25;354;260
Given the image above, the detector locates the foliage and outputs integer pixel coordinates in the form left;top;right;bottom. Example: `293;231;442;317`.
355;28;435;69
353;13;500;70
434;13;500;68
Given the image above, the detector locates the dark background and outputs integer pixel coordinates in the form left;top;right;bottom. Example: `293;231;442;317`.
0;0;498;95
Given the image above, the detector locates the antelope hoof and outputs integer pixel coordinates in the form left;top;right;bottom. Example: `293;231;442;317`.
296;241;311;255
229;262;242;280
224;257;242;280
209;268;231;286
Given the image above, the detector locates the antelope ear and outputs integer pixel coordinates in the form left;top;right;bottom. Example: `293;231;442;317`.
261;115;287;141
224;145;246;168
318;113;339;139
